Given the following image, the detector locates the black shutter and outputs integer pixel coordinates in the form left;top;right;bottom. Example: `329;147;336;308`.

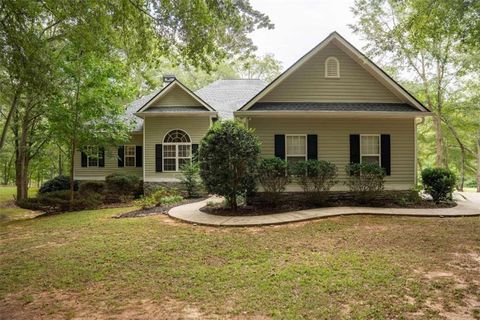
274;135;285;160
118;146;124;167
136;146;142;167
381;134;391;175
99;147;105;167
81;151;87;167
155;144;163;172
349;134;360;164
307;134;318;160
191;144;199;162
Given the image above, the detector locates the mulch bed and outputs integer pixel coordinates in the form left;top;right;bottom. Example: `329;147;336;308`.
201;199;457;217
113;197;207;218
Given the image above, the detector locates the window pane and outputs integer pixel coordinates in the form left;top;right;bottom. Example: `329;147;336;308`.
125;157;135;167
125;146;135;156
286;136;306;155
362;156;380;165
361;136;379;155
163;159;176;171
88;157;98;167
163;145;176;157
178;145;191;157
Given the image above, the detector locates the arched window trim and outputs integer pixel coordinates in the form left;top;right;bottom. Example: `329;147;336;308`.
162;129;192;172
325;56;340;78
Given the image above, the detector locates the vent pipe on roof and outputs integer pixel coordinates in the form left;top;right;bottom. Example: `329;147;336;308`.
163;74;175;83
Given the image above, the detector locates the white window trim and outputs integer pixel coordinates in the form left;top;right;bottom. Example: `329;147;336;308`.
86;146;99;168
360;134;381;164
124;145;136;167
325;56;340;78
163;143;192;172
285;134;307;162
162;129;192;172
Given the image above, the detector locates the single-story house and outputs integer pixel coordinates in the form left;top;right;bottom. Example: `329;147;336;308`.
74;32;431;191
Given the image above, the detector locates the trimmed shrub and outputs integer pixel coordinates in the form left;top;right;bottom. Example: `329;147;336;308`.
39;175;77;194
18;190;102;213
199;120;260;210
160;195;183;206
345;163;386;204
180;162;201;198
257;158;290;204
104;173;140;203
421;167;456;203
292;160;338;204
79;181;105;194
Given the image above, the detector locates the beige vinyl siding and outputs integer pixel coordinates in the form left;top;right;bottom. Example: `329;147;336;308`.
249;117;415;190
144;116;211;182
151;85;202;107
259;43;402;103
73;134;143;180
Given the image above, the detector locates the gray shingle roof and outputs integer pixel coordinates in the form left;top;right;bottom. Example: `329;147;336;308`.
125;79;267;131
249;102;419;112
143;106;208;113
195;79;267;119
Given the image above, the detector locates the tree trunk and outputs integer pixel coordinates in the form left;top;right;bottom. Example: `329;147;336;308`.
458;149;465;192
477;129;480;193
433;116;444;167
69;138;76;210
0;86;22;152
58;151;63;176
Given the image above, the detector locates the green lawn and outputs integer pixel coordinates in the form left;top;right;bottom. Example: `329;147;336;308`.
0;186;38;203
0;208;479;319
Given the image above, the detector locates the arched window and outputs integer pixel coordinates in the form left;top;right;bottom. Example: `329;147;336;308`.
163;129;191;171
325;56;340;78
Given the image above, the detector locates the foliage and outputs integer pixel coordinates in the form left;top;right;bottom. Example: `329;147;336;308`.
292;160;338;204
39;176;77;194
421;167;456;203
160;195;184;206
104;173;140;203
345;163;386;203
257;158;290;204
18;190;102;213
180;162;202;198
134;188;183;210
199;120;260;210
351;0;479;190
134;196;157;210
79;181;105;194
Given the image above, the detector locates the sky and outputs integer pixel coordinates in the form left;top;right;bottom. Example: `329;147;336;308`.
249;0;365;70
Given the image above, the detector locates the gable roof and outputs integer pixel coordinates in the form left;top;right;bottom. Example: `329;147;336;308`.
136;79;215;113
195;79;266;118
238;31;430;113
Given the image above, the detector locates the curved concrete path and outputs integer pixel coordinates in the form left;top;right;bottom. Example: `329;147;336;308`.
168;193;480;227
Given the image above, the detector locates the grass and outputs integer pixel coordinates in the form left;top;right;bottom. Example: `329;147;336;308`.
0;186;38;203
0;207;479;319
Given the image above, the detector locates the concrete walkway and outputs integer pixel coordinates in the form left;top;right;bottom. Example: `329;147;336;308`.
168;192;480;227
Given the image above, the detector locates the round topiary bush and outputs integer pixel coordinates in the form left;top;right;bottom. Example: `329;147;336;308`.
198;120;260;210
39;175;77;194
421;167;456;203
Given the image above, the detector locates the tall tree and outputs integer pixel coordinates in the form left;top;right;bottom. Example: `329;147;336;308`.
0;0;273;201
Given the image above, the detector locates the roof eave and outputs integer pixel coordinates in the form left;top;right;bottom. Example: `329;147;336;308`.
134;111;217;118
234;110;431;118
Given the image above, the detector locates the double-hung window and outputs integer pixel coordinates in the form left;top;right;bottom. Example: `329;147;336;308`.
360;134;380;165
124;145;136;167
87;146;99;167
163;130;191;172
286;134;307;165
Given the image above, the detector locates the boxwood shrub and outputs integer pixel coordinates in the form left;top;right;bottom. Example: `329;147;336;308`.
421;167;456;203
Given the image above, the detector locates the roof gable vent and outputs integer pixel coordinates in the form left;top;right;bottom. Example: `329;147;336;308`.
325;57;340;78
